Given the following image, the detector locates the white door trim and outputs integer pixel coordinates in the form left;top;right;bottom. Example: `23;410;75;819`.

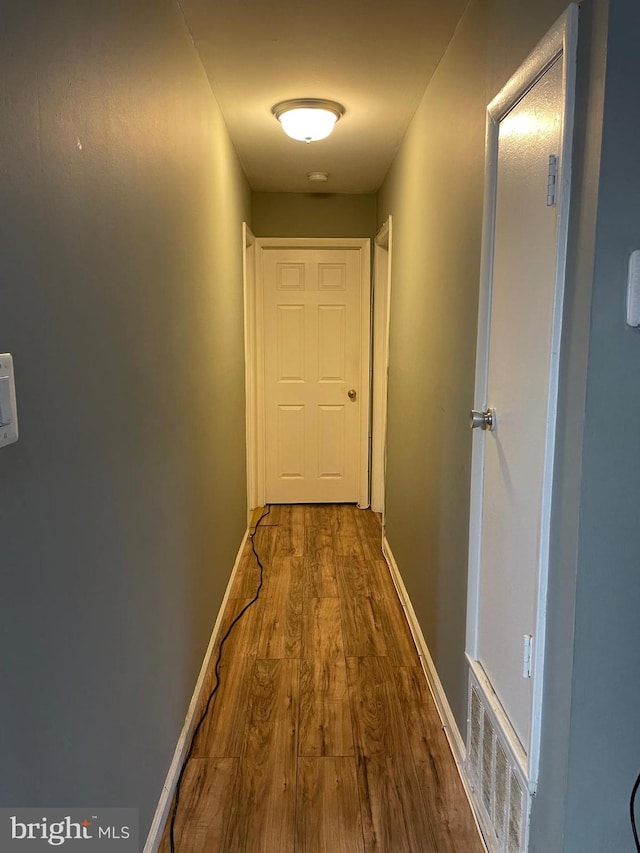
248;237;371;509
465;3;578;787
242;223;259;520
371;216;393;516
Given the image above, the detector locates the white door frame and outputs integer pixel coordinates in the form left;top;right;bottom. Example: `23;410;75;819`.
245;236;371;509
465;4;577;786
371;216;393;516
242;223;257;523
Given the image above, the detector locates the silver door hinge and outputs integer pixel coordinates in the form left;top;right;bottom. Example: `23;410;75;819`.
547;155;558;206
523;634;533;678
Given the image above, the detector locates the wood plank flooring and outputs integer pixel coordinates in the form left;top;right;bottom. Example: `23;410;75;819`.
161;504;484;853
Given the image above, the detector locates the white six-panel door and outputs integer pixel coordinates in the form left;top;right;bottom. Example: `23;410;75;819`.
258;241;370;504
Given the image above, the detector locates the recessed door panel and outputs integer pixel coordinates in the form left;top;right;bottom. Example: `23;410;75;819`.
318;263;346;291
318;405;345;479
277;405;305;480
276;263;306;291
277;305;305;382
318;305;346;383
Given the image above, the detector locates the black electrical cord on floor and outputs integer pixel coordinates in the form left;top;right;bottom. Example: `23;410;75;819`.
631;769;640;851
169;504;272;853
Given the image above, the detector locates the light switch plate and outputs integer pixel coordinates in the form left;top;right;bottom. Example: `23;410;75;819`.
627;250;640;326
0;354;18;447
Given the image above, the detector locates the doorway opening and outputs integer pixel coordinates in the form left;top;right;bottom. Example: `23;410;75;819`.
244;236;371;509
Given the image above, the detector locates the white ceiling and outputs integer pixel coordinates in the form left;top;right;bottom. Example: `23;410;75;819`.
179;0;467;194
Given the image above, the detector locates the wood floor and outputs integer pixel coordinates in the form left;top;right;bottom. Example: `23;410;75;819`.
160;504;484;853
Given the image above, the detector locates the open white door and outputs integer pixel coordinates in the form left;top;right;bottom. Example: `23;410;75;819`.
465;7;577;851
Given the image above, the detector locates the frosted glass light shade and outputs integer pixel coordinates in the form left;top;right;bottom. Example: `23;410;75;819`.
272;99;344;143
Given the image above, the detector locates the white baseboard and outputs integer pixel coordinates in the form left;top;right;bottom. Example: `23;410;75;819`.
381;535;488;851
143;527;250;853
381;535;465;763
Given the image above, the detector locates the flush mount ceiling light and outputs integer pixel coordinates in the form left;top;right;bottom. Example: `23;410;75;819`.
272;99;345;143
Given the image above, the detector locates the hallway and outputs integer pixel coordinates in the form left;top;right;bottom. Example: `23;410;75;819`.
160;505;484;852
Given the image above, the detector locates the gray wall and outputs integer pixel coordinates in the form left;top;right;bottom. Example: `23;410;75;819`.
379;0;640;848
3;1;636;849
377;0;570;734
252;191;377;237
0;0;250;839
558;0;640;847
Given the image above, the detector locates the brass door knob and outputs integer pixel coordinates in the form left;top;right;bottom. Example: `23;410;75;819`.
348;389;357;401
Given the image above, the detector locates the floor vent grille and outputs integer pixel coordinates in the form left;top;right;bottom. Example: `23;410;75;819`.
466;669;529;853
